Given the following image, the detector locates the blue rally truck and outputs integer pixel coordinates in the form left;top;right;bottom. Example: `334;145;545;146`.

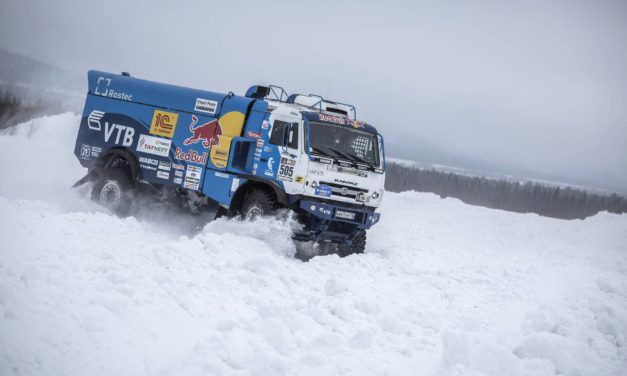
74;71;385;256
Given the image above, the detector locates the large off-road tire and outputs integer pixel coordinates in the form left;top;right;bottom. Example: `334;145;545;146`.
336;231;367;257
91;168;133;216
240;189;279;220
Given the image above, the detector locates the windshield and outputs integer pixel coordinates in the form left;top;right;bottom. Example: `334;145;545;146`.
308;122;380;167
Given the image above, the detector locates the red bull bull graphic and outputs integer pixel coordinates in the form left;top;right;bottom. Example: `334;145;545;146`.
183;115;222;148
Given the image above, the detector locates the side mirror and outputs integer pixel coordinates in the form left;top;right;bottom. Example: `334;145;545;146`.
283;123;297;147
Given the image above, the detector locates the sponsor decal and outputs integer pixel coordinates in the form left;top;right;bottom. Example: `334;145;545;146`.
156;170;170;180
255;147;262;154
88;110;135;146
139;156;157;171
346;119;366;129
175;170;183;177
277;157;296;182
308;169;324;176
87;110;104;130
149;110;178;138
174;177;183;184
231;178;240;192
210;148;229;168
295;176;304;184
263;146;273;153
318;113;345;125
137;134;171;157
80;144;91;160
175;147;207;165
215;172;229;178
184;115;221;148
264;170;274;177
261;120;270;130
91;146;102;157
256;139;264;148
267;157;275;173
194;98;218;114
315;184;333;197
246;131;261;139
172;163;185;170
158;161;171;171
183;165;202;190
94;77;133;101
253;163;258;169
139;157;159;166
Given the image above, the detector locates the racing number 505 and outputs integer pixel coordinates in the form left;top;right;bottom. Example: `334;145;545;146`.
279;164;294;177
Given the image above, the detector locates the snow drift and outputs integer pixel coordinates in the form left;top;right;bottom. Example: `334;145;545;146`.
0;114;626;375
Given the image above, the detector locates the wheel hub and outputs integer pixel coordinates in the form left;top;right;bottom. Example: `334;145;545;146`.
100;181;121;209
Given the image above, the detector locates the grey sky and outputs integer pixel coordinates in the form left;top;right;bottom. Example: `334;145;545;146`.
1;0;626;192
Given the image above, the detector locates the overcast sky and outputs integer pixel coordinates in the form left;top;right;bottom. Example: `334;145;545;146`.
1;0;626;192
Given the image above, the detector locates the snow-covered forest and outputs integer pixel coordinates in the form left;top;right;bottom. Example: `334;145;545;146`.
385;162;627;219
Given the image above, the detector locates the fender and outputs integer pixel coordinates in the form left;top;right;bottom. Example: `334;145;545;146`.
238;174;289;206
99;148;141;180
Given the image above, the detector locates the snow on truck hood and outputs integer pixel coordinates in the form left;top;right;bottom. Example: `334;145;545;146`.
1;113;626;375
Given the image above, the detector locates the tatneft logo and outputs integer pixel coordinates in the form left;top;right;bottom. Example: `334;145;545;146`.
87;110;135;147
94;76;133;101
137;134;172;157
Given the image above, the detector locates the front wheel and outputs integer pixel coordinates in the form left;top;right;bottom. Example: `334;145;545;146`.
91;168;133;216
240;189;279;220
336;231;367;257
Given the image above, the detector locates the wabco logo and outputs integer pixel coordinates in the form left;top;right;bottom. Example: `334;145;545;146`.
149;110;178;138
86;110;135;147
94;76;133;101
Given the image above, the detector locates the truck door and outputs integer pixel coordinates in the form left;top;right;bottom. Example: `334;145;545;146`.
268;114;307;195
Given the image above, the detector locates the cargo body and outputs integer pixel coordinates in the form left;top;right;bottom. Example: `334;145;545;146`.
75;71;385;252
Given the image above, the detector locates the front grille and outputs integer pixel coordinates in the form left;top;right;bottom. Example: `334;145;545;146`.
321;181;368;199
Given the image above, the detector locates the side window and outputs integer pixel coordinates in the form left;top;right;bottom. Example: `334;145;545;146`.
270;120;288;146
270;120;299;149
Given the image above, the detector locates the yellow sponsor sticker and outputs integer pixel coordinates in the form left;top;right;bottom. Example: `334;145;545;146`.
150;110;178;138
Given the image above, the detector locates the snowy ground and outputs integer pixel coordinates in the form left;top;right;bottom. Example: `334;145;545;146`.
1;114;626;376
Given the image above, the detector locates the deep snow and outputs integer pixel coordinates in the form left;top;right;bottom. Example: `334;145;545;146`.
0;114;626;375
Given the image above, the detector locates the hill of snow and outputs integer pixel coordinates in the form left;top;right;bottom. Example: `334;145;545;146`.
0;114;626;375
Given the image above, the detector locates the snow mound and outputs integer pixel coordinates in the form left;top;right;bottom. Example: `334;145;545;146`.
0;114;626;375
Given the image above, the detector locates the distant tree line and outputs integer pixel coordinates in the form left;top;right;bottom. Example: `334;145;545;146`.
385;162;627;219
0;88;50;129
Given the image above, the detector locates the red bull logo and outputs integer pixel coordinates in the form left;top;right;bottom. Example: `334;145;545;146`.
183;115;222;148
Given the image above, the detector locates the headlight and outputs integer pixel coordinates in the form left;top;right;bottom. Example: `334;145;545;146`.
311;181;318;188
372;191;380;199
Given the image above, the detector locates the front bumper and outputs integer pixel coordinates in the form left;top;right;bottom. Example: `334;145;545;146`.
292;199;381;243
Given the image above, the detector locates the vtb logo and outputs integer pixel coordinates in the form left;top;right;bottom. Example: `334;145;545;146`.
149;110;178;138
183;115;222;148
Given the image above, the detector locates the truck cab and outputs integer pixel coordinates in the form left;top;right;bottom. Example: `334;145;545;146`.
74;72;385;256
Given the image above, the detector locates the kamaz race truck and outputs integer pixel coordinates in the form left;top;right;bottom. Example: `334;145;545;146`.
74;71;385;256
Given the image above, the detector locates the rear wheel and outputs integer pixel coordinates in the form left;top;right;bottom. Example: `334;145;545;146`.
91;167;133;216
240;189;279;220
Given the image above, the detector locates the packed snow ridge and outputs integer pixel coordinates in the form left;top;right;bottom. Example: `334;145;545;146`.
1;114;626;376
